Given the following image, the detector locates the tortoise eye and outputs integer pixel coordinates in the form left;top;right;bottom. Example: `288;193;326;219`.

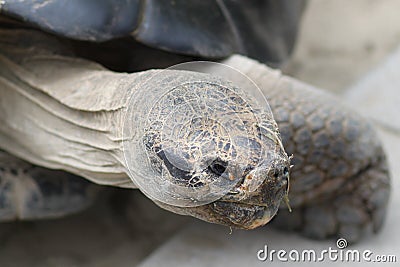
208;159;227;176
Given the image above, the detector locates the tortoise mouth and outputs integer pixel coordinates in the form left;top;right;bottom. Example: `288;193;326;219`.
211;200;279;229
211;174;288;229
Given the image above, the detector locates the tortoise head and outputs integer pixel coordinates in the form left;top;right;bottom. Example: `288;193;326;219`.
123;70;290;229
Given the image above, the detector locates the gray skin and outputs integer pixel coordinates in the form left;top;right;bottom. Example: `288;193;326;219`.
0;29;391;243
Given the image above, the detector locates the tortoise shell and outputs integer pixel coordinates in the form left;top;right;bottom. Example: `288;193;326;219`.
0;0;305;65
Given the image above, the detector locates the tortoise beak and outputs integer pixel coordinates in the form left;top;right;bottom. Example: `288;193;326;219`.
212;167;289;229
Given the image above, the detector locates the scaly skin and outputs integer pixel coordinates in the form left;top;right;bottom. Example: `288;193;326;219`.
270;84;390;243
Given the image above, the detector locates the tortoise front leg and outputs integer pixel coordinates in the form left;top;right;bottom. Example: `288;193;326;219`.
272;161;390;243
266;64;391;243
0;150;99;221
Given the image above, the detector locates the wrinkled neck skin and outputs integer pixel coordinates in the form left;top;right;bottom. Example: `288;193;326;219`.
0;29;290;229
0;29;138;187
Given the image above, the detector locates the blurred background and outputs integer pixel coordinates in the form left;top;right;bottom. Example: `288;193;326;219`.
286;0;400;91
1;0;400;266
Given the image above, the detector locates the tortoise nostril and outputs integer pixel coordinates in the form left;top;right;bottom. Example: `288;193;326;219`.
273;166;289;180
283;166;289;177
283;166;289;182
274;166;289;191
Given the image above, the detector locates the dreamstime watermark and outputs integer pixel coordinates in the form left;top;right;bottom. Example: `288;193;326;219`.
257;238;397;263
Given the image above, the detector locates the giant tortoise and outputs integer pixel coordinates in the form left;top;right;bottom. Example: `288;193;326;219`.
0;0;390;243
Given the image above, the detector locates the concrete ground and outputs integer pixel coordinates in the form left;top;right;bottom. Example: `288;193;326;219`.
1;0;400;266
